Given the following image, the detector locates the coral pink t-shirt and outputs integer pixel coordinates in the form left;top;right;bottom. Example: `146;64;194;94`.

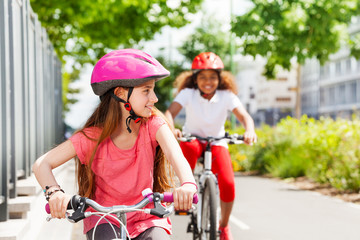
69;116;171;238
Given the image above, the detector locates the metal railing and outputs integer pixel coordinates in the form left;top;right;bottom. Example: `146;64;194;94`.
0;0;63;221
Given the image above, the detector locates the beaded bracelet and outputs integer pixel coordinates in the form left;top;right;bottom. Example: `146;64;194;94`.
181;182;198;190
45;188;65;201
43;185;61;194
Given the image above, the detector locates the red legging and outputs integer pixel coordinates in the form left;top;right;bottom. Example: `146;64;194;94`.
180;140;235;202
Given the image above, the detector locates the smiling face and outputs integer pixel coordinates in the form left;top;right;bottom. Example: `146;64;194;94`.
195;70;220;99
128;79;158;118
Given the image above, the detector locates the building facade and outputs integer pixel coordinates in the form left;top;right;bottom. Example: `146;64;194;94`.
236;57;297;126
301;17;360;119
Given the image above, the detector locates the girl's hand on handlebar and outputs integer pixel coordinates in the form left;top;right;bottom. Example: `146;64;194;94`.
48;191;71;219
173;128;182;138
244;130;257;145
173;184;197;211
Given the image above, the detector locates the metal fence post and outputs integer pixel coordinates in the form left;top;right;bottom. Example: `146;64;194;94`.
0;0;10;222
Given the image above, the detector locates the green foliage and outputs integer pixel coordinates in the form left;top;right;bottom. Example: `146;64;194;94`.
62;70;80;114
231;0;359;79
153;55;188;111
230;116;360;192
30;0;204;112
31;0;203;64
350;33;360;59
178;16;233;71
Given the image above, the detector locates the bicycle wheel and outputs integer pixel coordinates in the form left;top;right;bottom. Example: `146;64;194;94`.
200;176;218;240
189;211;198;240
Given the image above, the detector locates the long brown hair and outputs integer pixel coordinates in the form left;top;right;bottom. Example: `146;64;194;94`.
174;70;238;94
75;90;174;199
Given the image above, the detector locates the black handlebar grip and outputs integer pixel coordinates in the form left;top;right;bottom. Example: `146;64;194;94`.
237;135;244;140
45;195;82;214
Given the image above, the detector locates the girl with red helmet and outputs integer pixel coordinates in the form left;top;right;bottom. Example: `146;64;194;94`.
165;52;257;240
33;49;197;240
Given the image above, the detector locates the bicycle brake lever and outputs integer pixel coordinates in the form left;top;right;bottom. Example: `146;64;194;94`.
67;197;87;223
163;205;174;218
150;193;173;218
150;203;173;218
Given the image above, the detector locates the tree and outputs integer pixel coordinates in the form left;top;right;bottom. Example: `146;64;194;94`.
30;0;203;112
178;15;232;70
231;0;359;118
350;31;360;59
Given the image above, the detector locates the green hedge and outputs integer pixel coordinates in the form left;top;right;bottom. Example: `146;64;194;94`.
229;115;360;192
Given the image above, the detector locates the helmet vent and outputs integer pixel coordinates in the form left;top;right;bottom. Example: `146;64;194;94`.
134;57;153;66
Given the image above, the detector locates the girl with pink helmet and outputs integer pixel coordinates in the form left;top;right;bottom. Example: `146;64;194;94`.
33;49;197;240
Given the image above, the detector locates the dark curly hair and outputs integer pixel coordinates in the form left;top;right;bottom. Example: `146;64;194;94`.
174;70;238;94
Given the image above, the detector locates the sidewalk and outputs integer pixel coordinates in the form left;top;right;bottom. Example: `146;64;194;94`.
4;160;86;240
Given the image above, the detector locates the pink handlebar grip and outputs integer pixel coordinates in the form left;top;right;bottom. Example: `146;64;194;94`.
163;192;199;204
45;203;50;214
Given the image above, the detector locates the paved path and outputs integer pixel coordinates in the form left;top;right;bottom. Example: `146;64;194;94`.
172;175;360;240
28;164;360;240
232;175;360;240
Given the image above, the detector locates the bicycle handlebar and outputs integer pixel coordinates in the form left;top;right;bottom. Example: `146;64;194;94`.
178;132;244;144
45;189;198;222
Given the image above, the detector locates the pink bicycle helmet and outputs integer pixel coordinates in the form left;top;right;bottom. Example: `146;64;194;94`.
191;52;224;72
91;49;170;96
91;49;169;133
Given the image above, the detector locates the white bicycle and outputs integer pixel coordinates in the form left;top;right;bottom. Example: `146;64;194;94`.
178;132;244;240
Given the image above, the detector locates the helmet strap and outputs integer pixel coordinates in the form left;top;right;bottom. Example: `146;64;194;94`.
199;90;214;99
111;88;142;133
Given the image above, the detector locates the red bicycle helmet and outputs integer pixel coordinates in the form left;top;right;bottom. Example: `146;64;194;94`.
191;52;224;72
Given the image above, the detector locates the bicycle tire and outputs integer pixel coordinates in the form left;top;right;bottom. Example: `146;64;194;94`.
191;211;198;240
200;176;218;240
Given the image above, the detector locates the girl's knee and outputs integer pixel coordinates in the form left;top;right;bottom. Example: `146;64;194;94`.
220;186;235;202
218;178;235;202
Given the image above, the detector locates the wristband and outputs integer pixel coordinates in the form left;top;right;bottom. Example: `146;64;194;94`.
45;188;65;201
43;185;61;193
181;182;198;190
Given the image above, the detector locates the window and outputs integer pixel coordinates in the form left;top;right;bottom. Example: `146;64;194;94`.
345;58;351;72
329;87;335;105
339;84;346;104
320;66;325;79
349;81;357;103
335;61;342;76
249;87;255;99
320;88;325;106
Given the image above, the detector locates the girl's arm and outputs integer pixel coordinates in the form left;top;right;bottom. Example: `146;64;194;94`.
232;105;257;145
156;124;196;211
164;102;183;137
32;140;77;219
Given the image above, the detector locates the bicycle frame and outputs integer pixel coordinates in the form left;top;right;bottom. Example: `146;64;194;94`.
196;140;220;238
